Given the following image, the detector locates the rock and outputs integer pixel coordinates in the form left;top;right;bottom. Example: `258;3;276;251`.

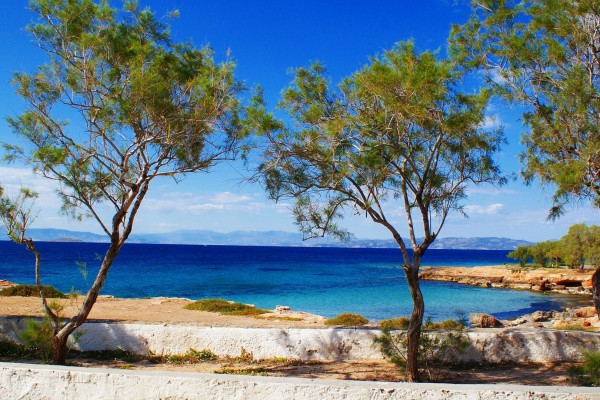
275;305;291;313
469;313;503;328
531;311;550;322
575;307;597;318
507;316;528;326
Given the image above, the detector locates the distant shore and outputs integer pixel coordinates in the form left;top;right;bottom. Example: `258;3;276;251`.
420;265;594;296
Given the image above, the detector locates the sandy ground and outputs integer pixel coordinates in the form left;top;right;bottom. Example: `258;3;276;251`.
0;295;327;328
0;294;582;385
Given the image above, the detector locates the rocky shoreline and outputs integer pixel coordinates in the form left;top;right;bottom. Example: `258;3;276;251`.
419;265;594;295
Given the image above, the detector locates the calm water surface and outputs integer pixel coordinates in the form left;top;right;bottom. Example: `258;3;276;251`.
0;241;587;321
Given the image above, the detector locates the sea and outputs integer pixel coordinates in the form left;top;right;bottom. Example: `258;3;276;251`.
0;241;588;321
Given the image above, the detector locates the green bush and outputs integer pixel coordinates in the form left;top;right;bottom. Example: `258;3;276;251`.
184;298;268;316
165;348;218;364
379;317;410;330
374;316;471;382
568;350;600;387
0;284;67;298
0;339;38;359
20;317;54;361
325;313;369;327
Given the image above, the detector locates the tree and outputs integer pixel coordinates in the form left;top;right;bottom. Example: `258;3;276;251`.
4;0;250;364
258;42;505;382
451;0;600;219
584;226;600;315
561;223;587;268
508;245;531;268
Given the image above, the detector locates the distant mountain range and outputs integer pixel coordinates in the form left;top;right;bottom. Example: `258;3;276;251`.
1;228;533;250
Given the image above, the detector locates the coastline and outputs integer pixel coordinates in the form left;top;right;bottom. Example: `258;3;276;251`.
419;265;594;296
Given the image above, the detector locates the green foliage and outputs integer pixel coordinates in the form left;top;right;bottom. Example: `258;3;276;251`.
379;317;410;330
451;0;600;217
506;223;600;269
258;40;505;382
184;299;268;316
0;188;38;243
568;350;600;387
214;366;269;376
20;317;54;362
325;313;369;327
374;316;471;382
0;339;38;359
162;348;218;364
3;0;254;363
0;284;67;298
508;246;531;268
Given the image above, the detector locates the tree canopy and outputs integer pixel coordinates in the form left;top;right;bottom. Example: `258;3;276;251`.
259;41;505;381
451;0;600;218
4;0;252;364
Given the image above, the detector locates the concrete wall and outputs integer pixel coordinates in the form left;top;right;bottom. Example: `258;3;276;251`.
1;363;599;400
2;317;599;363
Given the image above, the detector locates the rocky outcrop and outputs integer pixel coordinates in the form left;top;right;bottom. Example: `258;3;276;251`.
0;280;16;290
420;266;594;295
469;313;503;328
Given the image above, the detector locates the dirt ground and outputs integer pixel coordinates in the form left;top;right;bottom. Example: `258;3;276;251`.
0;295;584;385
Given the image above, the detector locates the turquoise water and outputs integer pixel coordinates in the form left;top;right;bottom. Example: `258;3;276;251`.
0;241;587;321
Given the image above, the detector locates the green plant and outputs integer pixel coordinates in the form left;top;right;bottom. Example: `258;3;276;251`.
374;315;471;382
184;299;268;316
559;324;595;332
379;317;410;330
568;350;600;387
20;317;54;362
325;313;369;327
165;349;218;364
0;339;38;359
214;367;269;376
0;284;67;298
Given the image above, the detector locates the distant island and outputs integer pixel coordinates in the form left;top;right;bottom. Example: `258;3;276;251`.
0;228;532;250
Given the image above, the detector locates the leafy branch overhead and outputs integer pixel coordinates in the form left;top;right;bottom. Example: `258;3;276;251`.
5;0;251;236
261;42;505;254
451;0;600;218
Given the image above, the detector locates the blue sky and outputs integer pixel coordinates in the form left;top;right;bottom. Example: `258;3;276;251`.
0;0;598;242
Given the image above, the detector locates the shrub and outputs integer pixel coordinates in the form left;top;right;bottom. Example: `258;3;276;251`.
164;348;218;364
374;315;471;382
184;298;268;316
379;317;410;330
20;317;54;361
325;313;369;327
568;350;600;387
0;284;67;298
0;339;38;359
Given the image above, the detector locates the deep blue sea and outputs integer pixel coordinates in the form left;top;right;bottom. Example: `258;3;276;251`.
0;241;587;321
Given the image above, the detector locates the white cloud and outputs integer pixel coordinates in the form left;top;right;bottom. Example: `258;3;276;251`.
145;191;277;215
464;203;504;216
480;115;502;129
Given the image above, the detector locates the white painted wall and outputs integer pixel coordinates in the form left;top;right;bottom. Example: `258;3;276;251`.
1;317;599;363
1;363;599;400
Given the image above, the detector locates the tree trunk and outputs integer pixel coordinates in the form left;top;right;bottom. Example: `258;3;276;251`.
593;267;600;319
404;265;425;383
51;332;69;365
50;240;122;364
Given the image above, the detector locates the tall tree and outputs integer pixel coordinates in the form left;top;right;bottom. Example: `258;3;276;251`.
258;42;505;382
4;0;250;364
451;0;600;316
451;0;600;218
